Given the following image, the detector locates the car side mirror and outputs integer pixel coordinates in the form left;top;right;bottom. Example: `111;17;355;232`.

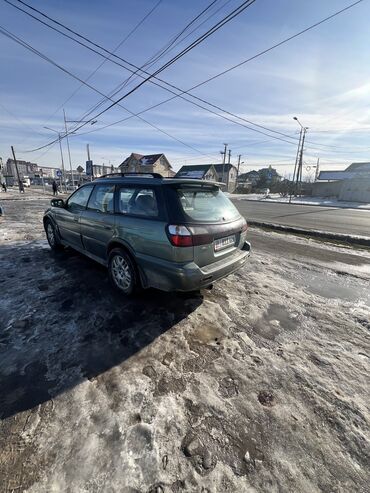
51;198;65;208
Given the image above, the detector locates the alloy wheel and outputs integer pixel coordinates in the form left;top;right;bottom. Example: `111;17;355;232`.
47;223;55;246
111;255;132;292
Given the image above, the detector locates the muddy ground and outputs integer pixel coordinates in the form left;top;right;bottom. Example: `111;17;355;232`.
0;192;369;492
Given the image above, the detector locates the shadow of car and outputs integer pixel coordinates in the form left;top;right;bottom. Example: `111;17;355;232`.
0;243;203;420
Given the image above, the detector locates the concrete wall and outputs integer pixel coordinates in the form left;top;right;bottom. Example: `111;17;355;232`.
312;181;342;197
339;177;370;203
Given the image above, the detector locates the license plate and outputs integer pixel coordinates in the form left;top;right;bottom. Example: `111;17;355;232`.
214;234;236;251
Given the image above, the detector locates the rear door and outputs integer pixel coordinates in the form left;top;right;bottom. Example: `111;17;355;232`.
80;184;116;260
115;185;172;260
56;185;94;248
167;185;245;267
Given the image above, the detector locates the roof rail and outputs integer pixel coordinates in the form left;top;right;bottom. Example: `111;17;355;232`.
98;172;163;179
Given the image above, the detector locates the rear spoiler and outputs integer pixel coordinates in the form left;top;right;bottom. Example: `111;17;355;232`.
169;181;226;188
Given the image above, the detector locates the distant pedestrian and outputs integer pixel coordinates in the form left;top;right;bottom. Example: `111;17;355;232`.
1;182;6;192
52;180;58;196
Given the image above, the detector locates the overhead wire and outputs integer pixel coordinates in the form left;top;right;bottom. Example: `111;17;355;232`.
0;0;164;148
5;0;259;137
40;0;164;126
64;0;232;133
3;0;366;155
8;0;365;152
0;25;220;160
5;0;304;147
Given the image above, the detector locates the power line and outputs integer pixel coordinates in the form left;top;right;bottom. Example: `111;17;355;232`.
6;0;258;135
41;0;164;126
3;0;365;154
0;0;164;149
75;0;366;152
11;0;364;152
0;100;46;137
64;0;231;134
6;0;300;147
118;0;222;92
72;0;258;123
0;25;220;160
5;0;298;146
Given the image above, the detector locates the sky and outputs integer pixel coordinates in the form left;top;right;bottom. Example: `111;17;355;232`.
0;0;370;177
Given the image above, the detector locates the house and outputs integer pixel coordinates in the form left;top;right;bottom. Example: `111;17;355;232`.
175;164;218;181
313;161;370;203
237;167;281;191
238;170;259;186
212;163;238;192
175;163;238;192
119;153;174;177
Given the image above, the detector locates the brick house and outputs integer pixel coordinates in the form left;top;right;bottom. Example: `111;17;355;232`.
119;153;174;177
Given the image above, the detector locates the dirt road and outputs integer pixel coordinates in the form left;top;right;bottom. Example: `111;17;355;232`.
1;195;369;492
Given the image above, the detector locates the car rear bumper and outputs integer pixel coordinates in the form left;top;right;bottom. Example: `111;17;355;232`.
137;241;251;292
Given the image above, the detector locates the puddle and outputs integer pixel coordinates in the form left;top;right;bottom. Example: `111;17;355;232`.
190;324;225;345
253;304;296;340
291;270;370;303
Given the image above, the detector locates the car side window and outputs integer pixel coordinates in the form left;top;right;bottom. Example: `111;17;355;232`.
67;185;93;213
87;185;115;213
118;187;158;217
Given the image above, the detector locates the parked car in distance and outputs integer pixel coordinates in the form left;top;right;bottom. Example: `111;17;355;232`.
43;173;251;294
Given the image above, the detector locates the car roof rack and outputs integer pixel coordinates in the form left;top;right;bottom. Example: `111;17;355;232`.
98;172;163;179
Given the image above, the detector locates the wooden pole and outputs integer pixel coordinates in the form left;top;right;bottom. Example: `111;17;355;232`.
11;146;24;193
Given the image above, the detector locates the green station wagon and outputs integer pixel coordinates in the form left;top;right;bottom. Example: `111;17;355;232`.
43;173;251;294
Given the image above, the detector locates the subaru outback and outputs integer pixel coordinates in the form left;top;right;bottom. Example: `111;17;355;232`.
43;173;251;294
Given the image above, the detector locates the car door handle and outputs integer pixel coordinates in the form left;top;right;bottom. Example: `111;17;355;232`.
103;226;112;230
73;217;79;222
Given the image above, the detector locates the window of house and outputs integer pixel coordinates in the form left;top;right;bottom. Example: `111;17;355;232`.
87;185;115;213
118;187;158;217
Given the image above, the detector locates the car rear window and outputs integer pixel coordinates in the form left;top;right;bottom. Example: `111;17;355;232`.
175;186;240;223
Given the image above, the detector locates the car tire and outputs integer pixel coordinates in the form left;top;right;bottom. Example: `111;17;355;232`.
45;219;63;251
108;248;139;295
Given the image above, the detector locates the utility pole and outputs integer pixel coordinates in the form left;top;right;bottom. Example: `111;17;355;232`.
44;126;67;192
237;154;242;180
86;143;93;181
289;127;303;204
226;149;231;191
221;143;228;185
58;133;67;192
315;157;320;181
289;117;308;203
11;146;24;193
63;108;74;189
296;127;308;197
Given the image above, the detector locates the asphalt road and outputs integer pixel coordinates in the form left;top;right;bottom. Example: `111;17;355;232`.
232;200;370;238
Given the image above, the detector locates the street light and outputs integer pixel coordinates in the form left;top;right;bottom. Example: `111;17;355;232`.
44;126;67;192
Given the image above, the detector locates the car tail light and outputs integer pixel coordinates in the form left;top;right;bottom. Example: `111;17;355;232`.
167;225;193;247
